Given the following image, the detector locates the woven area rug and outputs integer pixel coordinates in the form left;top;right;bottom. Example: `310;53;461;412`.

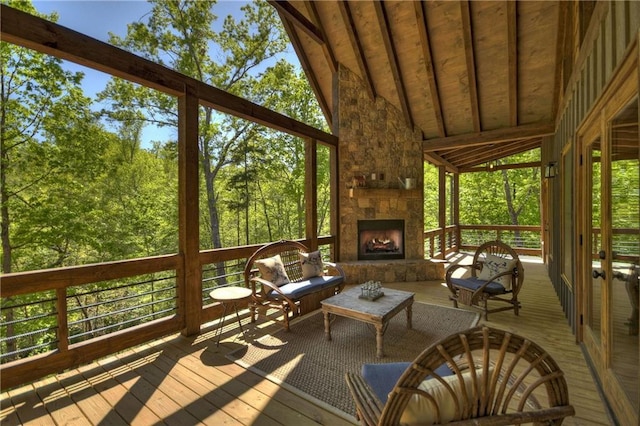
227;302;479;420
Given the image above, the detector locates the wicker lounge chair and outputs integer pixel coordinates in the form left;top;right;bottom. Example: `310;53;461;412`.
244;240;345;331
445;240;524;320
345;326;575;425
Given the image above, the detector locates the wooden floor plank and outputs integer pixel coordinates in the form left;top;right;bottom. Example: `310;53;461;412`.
1;255;613;426
56;366;128;426
34;375;88;426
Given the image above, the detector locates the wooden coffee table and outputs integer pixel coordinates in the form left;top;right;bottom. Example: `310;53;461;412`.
321;286;415;358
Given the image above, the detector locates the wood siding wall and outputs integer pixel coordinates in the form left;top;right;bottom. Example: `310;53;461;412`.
544;1;640;331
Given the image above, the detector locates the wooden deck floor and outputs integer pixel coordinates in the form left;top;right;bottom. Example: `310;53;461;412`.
1;256;613;425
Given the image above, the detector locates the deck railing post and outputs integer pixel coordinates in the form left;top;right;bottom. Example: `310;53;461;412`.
56;287;68;352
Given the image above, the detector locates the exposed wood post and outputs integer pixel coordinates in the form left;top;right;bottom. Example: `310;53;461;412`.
453;173;460;251
56;288;68;352
331;141;340;261
179;85;201;336
306;138;318;251
438;165;446;259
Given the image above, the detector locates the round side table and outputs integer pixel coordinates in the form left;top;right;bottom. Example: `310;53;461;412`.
210;286;252;346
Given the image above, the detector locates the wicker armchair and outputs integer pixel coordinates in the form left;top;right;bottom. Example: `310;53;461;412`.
445;240;524;320
345;326;575;425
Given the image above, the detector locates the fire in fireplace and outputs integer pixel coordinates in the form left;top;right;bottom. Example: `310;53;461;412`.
358;219;405;260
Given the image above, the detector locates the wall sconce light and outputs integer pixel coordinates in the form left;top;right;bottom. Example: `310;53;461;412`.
544;162;557;178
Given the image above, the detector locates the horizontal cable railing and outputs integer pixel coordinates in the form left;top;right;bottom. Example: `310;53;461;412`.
67;274;178;345
424;224;542;258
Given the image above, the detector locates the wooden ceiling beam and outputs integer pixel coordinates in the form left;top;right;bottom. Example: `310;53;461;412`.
459;161;541;173
267;0;324;45
551;1;569;122
423;122;554;151
414;2;446;137
278;16;332;129
423;151;459;174
460;1;481;132
507;0;518;126
306;2;338;73
338;1;376;100
374;1;413;129
450;139;541;168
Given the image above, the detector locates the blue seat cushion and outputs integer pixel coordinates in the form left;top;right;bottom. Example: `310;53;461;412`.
268;275;343;300
450;276;507;295
362;362;454;404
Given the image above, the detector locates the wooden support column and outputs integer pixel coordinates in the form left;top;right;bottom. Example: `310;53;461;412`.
438;165;446;259
330;142;340;260
179;85;201;336
305;139;318;251
453;173;460;250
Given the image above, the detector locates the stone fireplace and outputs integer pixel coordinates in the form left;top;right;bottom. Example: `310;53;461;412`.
335;65;443;283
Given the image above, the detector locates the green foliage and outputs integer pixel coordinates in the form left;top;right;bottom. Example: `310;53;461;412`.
424;149;542;229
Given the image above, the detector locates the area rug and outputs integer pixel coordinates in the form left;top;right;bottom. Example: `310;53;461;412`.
227;302;479;420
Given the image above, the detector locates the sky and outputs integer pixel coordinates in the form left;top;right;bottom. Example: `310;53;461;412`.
31;0;297;146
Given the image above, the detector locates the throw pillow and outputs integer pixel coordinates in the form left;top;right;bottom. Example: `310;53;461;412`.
478;254;517;289
299;250;324;279
400;367;492;425
255;254;290;286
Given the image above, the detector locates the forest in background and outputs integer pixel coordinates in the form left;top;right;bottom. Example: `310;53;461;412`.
2;0;542;276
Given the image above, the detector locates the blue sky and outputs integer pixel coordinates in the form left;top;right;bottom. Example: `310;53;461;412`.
31;0;298;146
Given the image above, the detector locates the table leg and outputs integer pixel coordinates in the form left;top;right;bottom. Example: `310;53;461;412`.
406;303;413;330
375;323;384;358
233;302;245;335
215;302;229;347
323;310;332;341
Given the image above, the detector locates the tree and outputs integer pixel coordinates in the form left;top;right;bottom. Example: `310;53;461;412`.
0;1;97;273
100;0;290;252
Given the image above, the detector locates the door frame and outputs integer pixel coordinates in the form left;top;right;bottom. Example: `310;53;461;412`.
575;36;638;425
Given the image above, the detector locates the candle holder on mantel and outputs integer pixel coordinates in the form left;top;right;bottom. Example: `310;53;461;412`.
359;280;384;301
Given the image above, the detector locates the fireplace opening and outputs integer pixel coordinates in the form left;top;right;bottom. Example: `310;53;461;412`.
358;219;405;260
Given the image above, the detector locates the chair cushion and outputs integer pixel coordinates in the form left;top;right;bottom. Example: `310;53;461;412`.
267;275;343;300
255;254;290;286
362;362;453;404
299;250;324;279
478;254;517;289
400;367;492;425
450;276;507;295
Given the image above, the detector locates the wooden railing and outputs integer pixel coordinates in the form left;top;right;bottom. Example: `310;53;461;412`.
424;224;543;258
0;237;336;391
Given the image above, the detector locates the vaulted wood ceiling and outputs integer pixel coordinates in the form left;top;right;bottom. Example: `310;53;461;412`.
272;1;566;172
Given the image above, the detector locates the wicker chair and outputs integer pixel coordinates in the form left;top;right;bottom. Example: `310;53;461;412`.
244;240;345;331
345;326;575;426
445;240;524;320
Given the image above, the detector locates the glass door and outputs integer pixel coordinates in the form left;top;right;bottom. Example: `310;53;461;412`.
609;97;639;412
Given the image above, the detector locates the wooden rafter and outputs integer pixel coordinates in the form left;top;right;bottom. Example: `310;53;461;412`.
306;1;338;73
267;0;324;44
447;139;541;168
338;1;375;100
414;1;445;137
507;0;518;126
460;1;481;132
423;151;459;173
373;1;413;129
552;1;569;122
423;122;554;151
459;160;542;173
